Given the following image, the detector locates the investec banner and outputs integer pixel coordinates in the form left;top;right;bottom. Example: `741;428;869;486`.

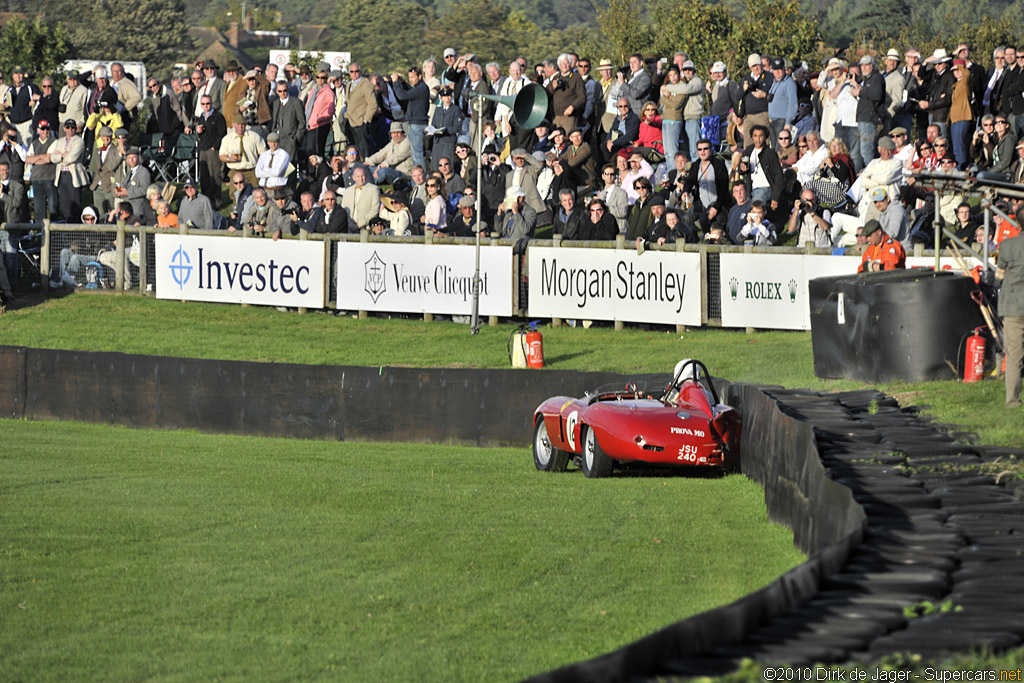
155;234;326;307
528;247;702;325
720;254;857;330
336;243;514;315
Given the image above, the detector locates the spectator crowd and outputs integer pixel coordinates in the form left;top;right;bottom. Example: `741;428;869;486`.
2;40;1024;296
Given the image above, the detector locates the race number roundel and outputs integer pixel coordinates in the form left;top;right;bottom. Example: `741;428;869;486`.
565;410;579;450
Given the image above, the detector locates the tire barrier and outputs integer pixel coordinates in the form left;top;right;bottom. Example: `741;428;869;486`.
527;386;1024;682
809;270;985;383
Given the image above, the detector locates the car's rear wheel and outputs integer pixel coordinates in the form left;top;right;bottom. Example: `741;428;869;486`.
582;427;613;478
533;419;570;472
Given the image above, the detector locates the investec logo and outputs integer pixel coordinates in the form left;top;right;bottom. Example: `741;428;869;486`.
729;277;799;303
168;244;312;294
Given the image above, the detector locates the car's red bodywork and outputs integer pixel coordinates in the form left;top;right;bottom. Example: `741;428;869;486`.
533;378;742;471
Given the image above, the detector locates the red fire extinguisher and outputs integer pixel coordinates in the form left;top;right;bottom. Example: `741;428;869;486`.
964;327;986;383
526;321;544;369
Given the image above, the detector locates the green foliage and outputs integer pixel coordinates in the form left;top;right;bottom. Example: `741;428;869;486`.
730;0;818;74
1;419;802;681
428;0;520;64
652;0;733;79
594;0;654;63
0;16;72;78
903;599;964;618
286;49;326;72
328;0;431;72
68;0;196;79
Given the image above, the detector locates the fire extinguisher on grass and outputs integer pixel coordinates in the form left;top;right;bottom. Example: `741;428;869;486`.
508;321;545;369
963;327;986;383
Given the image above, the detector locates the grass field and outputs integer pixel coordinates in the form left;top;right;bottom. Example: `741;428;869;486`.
0;420;803;682
0;295;1019;446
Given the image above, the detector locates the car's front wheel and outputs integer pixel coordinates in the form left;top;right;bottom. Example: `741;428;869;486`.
582;427;613;478
533;419;569;472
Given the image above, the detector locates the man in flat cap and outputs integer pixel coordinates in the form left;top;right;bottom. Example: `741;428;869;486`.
858;218;906;272
26;119;57;221
255;132;291;189
178;177;215;230
50;119;89;221
87;125;120;216
59;70;88;132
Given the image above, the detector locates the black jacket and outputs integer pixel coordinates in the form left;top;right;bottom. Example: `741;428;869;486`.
579;212;618;241
741;144;784;203
682;157;731;214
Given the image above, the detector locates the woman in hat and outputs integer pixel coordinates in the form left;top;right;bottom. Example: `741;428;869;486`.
430;86;463;171
380;191;413;237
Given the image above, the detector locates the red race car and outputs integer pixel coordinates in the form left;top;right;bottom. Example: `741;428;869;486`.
532;359;742;478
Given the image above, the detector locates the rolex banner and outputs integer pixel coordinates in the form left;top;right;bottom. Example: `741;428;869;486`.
719;254;856;330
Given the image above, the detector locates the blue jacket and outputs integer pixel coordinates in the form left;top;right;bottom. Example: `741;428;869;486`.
392;79;430;125
767;75;797;124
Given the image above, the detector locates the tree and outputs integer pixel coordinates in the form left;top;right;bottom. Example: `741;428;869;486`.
329;0;430;72
0;16;72;77
429;0;519;64
594;0;654;64
69;0;196;79
730;0;818;74
652;0;733;74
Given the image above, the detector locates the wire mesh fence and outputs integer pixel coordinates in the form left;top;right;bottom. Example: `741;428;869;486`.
47;226;124;290
706;251;721;322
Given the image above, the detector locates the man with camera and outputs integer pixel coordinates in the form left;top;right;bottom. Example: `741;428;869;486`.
786;188;833;248
58;71;88;132
738;54;773;147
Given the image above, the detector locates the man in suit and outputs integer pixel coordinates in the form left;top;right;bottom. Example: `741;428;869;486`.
111;146;151;218
345;63;377;159
145;78;185;144
195;61;225;117
88;125;121;216
999;230;1024;407
222;63;247;130
270;79;306;161
340;166;380;231
312;190;348;233
983;47;1008;117
0;160;26;224
618;54;651;116
50;120;89;221
546;54;586;135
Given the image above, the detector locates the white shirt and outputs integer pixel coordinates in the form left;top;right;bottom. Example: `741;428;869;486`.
254;146;291;188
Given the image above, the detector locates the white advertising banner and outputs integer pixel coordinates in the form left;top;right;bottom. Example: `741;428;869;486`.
527;247;702;326
155;234;326;308
719;254;858;330
336;243;514;316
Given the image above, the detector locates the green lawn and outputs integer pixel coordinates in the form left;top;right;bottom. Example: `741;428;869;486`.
0;295;1019;446
0;420;803;682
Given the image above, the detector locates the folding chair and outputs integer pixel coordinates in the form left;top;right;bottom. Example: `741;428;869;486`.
139;132;174;184
170;133;199;183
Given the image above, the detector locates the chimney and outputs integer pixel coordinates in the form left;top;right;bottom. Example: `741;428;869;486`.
227;21;240;48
